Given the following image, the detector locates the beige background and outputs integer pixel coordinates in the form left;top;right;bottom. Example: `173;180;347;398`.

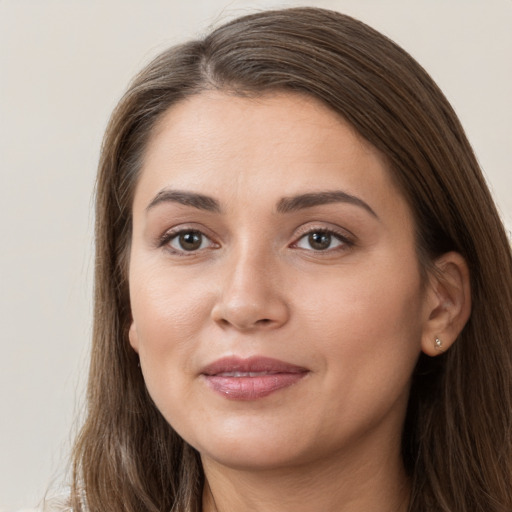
1;0;510;509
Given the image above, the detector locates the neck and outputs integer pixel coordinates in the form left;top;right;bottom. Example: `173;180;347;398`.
201;441;410;512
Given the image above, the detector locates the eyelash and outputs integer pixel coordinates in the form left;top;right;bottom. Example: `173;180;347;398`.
158;228;217;256
292;227;354;253
158;226;354;256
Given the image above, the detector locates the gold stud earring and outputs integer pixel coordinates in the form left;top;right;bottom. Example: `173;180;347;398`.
434;337;444;352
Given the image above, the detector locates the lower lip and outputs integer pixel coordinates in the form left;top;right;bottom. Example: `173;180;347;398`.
204;373;307;400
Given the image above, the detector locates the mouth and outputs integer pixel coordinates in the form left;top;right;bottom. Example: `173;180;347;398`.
201;356;309;401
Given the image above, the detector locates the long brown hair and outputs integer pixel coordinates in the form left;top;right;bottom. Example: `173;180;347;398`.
70;7;512;511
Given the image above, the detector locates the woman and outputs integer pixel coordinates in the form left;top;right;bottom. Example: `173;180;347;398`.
67;7;512;512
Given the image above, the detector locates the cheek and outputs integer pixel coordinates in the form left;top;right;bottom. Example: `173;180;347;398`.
291;292;422;449
130;259;211;342
300;253;424;339
128;263;214;406
301;257;425;396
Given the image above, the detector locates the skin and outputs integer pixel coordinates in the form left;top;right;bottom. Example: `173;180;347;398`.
128;91;470;512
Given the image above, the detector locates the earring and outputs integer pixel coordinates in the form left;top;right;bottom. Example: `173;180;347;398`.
434;337;444;352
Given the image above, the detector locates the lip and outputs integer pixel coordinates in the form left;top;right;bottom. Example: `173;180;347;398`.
201;356;309;401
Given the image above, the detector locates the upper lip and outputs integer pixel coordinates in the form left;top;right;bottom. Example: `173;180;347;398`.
201;356;309;376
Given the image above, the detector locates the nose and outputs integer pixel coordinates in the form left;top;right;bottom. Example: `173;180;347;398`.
211;249;290;331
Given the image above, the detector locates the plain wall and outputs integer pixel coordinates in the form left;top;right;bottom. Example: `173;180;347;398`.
1;0;510;509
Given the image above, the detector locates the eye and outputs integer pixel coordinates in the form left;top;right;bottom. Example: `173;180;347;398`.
166;230;214;253
294;230;347;251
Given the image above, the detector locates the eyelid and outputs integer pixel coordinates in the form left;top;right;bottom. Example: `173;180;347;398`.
290;224;355;251
158;225;219;254
156;222;354;254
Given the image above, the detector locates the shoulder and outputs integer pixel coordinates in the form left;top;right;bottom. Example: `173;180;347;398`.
42;496;72;512
20;492;74;512
17;498;72;512
41;493;73;512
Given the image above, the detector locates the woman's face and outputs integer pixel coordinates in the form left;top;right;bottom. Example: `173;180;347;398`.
128;91;431;471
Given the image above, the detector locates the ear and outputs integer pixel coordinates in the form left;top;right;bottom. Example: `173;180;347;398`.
421;252;471;356
128;321;140;354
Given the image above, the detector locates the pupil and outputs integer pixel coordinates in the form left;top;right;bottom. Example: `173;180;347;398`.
180;231;201;250
309;232;331;250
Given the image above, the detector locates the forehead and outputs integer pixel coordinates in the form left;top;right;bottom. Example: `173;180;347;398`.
135;91;407;220
145;91;373;164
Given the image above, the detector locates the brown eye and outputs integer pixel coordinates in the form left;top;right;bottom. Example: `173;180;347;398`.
295;230;346;251
180;232;202;250
168;230;209;252
308;232;332;250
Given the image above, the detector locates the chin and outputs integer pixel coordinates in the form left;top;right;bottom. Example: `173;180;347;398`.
181;418;316;471
199;440;312;472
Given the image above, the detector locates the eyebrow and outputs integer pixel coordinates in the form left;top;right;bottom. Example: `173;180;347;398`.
145;188;377;218
146;189;221;213
276;190;378;218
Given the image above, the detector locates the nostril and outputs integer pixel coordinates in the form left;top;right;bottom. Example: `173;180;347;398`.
211;296;289;331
